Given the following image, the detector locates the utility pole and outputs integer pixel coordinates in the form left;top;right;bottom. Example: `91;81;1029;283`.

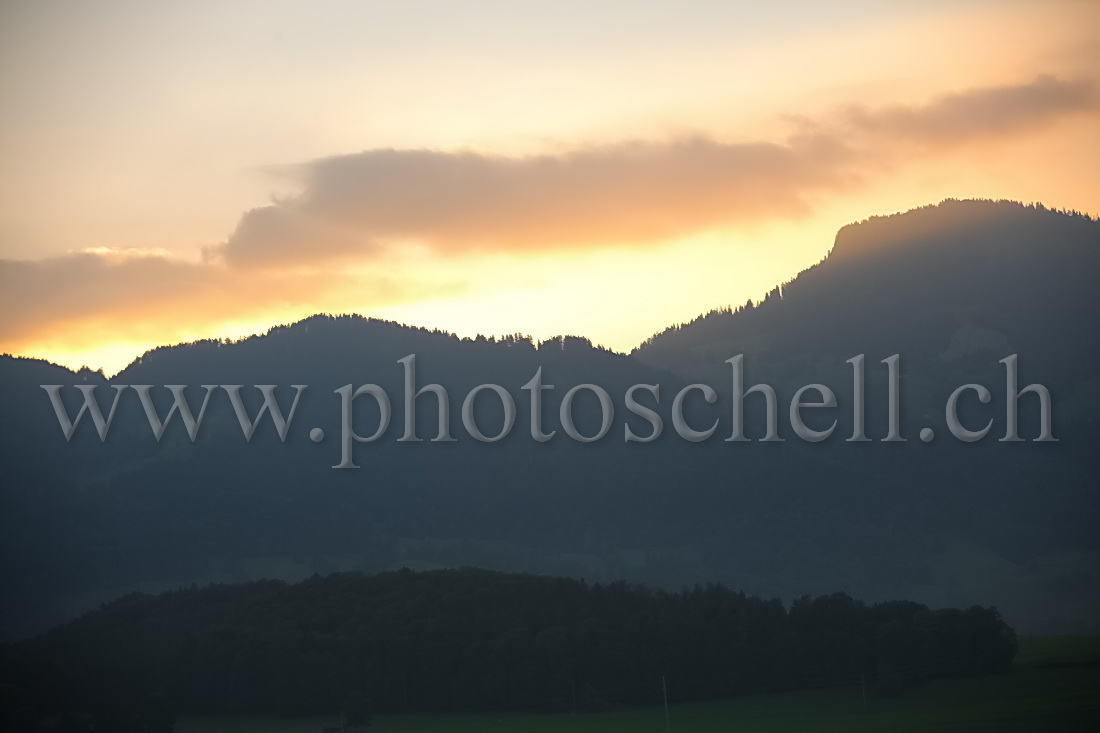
571;680;576;717
662;676;670;733
860;675;867;711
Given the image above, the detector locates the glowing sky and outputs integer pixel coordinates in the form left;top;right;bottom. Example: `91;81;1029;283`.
1;0;1098;375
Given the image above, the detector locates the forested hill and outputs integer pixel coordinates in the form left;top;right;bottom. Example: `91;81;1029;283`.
634;199;1099;390
1;568;1017;729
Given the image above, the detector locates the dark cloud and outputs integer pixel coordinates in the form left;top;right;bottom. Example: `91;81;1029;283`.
210;133;858;266
206;204;375;269
208;76;1097;268
844;75;1097;145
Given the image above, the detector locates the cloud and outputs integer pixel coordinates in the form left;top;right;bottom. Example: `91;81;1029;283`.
5;74;1096;369
1;253;218;344
208;204;376;269
843;75;1098;145
210;133;859;267
208;76;1097;269
0;251;407;354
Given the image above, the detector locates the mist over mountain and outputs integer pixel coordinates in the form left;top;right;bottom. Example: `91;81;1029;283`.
1;199;1097;642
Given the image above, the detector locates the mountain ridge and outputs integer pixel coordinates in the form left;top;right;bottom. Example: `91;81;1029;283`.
1;198;1097;641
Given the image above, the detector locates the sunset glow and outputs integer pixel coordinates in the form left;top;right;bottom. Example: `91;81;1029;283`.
2;0;1098;374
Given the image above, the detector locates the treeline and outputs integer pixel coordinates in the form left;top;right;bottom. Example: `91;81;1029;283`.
125;312;611;374
634;198;1100;359
2;568;1016;728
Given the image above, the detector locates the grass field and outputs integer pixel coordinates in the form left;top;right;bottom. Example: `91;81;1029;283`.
177;636;1100;733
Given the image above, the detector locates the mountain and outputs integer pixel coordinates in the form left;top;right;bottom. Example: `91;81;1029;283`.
1;199;1097;641
636;199;1100;395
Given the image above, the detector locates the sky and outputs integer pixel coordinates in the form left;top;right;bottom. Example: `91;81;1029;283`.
1;0;1098;375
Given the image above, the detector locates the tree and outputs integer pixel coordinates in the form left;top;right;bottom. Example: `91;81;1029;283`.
344;691;372;728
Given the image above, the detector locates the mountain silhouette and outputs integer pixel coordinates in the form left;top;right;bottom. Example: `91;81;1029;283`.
1;198;1097;641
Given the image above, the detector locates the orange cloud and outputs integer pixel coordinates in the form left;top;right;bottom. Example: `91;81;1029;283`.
0;251;412;360
4;75;1097;372
211;205;378;270
842;75;1097;146
207;133;859;267
205;76;1097;270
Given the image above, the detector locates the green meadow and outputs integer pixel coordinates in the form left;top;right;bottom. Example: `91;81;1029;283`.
178;636;1100;733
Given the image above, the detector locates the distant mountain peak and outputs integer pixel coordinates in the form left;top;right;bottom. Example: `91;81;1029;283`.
635;198;1099;369
827;198;1095;263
